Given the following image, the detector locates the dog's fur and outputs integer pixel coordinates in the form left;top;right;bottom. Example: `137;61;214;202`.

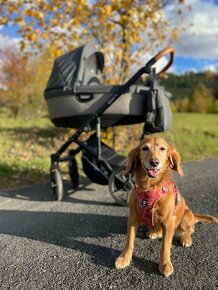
115;136;218;277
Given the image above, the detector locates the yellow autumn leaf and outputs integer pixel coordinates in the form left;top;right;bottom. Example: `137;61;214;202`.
121;15;128;22
0;16;8;25
34;11;44;20
105;5;112;15
29;33;37;42
128;36;134;45
16;18;26;27
8;4;17;14
23;9;32;17
20;41;27;51
107;23;114;31
62;22;69;29
54;49;62;57
121;0;129;8
98;15;105;24
76;5;83;13
133;32;140;43
41;32;48;39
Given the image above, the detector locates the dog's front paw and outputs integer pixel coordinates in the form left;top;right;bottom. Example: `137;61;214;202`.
180;236;192;247
147;231;162;240
159;262;174;277
115;256;131;269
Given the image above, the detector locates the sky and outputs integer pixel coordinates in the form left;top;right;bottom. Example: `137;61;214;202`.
171;0;218;74
0;0;218;75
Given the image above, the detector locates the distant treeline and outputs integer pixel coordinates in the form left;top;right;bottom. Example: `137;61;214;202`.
161;72;218;113
161;72;218;100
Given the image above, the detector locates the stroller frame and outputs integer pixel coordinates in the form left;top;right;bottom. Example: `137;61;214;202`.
49;47;174;203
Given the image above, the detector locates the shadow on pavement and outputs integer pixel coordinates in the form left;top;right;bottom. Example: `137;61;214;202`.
0;177;97;202
0;209;159;274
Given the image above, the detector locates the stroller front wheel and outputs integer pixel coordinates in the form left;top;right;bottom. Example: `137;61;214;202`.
109;166;134;206
51;169;64;201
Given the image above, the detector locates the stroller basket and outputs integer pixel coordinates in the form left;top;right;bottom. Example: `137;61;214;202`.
82;134;126;185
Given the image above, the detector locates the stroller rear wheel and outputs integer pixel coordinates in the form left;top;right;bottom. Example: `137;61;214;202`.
109;166;134;206
51;168;64;201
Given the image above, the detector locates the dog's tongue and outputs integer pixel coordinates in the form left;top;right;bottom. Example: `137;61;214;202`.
147;169;159;178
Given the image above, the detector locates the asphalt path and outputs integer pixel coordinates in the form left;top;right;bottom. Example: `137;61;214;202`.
0;158;218;290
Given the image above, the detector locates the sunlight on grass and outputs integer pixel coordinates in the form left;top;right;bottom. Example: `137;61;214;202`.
160;113;218;160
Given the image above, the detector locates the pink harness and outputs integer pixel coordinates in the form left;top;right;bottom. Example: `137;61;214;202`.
135;180;180;228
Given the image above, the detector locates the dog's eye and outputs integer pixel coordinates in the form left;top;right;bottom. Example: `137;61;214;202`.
160;147;166;151
142;146;149;151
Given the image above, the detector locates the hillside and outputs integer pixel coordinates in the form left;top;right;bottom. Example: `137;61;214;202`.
161;72;218;100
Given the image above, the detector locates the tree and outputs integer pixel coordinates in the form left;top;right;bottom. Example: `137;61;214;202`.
0;0;189;83
0;45;51;116
189;83;213;113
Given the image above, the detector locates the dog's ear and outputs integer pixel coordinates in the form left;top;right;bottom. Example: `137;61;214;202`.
124;146;140;176
168;147;184;176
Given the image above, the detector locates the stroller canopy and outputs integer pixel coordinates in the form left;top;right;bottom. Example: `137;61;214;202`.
44;43;172;131
45;43;104;94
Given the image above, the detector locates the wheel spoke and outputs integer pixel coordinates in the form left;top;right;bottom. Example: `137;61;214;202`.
109;166;134;206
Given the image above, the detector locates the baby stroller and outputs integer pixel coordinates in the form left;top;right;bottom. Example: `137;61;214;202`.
44;43;174;205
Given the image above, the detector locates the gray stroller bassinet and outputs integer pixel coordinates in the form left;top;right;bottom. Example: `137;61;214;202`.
44;43;174;204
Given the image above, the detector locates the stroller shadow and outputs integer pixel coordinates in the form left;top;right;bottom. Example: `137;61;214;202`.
0;209;159;273
0;210;120;269
0;177;119;207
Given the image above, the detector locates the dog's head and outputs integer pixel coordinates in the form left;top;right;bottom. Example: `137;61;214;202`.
124;136;184;179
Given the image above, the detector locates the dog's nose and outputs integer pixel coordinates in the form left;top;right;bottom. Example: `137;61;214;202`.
149;158;160;167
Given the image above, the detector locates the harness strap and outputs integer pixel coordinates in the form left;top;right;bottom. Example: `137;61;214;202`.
135;179;180;228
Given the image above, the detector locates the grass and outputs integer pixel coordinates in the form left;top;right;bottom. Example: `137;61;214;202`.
0;113;67;189
160;113;218;160
0;112;218;190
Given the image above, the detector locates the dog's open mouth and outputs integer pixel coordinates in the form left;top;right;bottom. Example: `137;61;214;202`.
141;161;160;179
147;168;160;178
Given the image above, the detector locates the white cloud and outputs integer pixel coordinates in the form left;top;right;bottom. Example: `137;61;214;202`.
202;63;218;72
0;34;20;49
174;0;218;59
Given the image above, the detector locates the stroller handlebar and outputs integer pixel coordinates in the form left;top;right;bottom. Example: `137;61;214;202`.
145;47;174;74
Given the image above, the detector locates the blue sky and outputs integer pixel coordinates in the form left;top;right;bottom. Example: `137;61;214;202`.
168;0;218;73
1;0;218;75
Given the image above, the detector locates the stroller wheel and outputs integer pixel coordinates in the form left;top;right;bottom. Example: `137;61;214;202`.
109;166;134;206
69;156;79;190
51;169;64;201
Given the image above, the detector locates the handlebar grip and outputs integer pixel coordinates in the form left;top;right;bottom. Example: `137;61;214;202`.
145;47;174;74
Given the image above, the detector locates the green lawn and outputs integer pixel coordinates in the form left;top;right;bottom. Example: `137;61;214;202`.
160;113;218;160
0;112;218;190
0;114;65;189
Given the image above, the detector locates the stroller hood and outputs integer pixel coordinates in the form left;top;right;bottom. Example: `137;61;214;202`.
45;43;104;94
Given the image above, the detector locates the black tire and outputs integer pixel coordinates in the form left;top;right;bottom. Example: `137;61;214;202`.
109;166;134;206
51;169;64;201
69;157;79;189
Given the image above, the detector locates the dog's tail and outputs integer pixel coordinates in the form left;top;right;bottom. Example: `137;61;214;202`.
194;213;218;224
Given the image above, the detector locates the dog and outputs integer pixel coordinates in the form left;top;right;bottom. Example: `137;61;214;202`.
115;136;218;277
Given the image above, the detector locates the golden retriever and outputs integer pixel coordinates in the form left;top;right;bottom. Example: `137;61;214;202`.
115;136;218;277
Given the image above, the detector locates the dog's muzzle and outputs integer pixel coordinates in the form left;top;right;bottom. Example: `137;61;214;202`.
141;161;161;179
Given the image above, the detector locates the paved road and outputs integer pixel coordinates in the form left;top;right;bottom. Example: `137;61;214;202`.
0;159;218;290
